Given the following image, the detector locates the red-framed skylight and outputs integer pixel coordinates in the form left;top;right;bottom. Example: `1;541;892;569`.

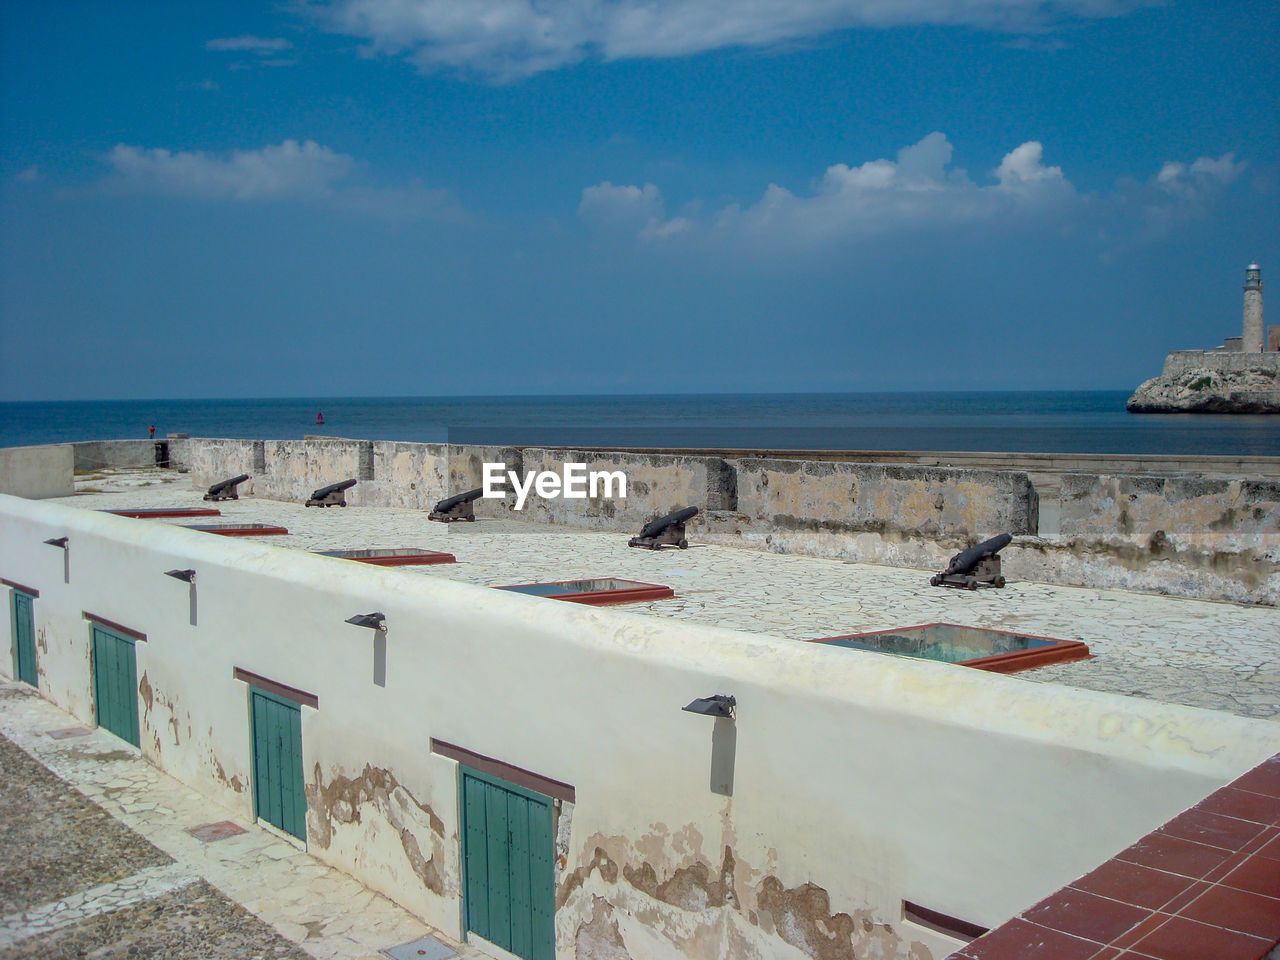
181;522;290;537
314;548;457;566
104;507;222;519
810;622;1090;674
495;578;674;606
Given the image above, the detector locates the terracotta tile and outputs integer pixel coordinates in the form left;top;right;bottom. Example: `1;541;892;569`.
1159;881;1210;914
1179;885;1280;940
1071;859;1193;911
1159;809;1266;852
1089;948;1124;960
1233;760;1280;800
954;919;1101;960
1024;888;1150;944
1131;915;1272;960
1255;832;1280;862
1117;833;1232;879
1112;914;1173;950
1206;852;1251;885
1222;856;1280;898
1197;787;1280;826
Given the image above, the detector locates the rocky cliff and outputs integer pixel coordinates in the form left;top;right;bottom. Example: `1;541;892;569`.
1127;364;1280;413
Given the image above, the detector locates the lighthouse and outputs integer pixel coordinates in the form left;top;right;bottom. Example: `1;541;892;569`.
1242;262;1264;353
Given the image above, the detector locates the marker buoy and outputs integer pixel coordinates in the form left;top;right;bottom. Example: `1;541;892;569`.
316;411;325;425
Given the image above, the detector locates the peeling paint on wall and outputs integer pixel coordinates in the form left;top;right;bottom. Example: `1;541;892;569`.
306;762;448;896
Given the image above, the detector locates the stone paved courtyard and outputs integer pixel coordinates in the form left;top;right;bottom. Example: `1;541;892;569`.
48;469;1280;721
0;682;477;960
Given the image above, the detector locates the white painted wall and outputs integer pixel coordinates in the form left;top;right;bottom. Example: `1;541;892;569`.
2;493;1278;960
0;444;74;499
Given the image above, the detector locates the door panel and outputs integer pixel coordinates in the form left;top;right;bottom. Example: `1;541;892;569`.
250;689;306;840
460;767;555;960
11;592;37;687
91;626;139;746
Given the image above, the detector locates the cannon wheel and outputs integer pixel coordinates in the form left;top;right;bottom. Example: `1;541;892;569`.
649;542;661;550
993;576;1006;588
678;538;688;549
966;578;977;591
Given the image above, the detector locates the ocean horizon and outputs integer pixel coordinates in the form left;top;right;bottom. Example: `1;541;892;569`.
3;391;1278;456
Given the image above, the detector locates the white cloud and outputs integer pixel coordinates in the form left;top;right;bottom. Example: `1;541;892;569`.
715;133;1075;245
107;140;353;201
581;138;1251;255
578;181;689;241
310;0;1150;80
103;140;462;220
1129;151;1246;240
206;35;293;53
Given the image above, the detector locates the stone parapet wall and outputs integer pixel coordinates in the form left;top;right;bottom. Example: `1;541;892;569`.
0;444;74;499
182;438;265;496
1162;350;1280;377
72;440;164;471
9;436;1280;602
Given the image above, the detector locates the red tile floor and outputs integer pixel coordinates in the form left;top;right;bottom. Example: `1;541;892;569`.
950;753;1280;960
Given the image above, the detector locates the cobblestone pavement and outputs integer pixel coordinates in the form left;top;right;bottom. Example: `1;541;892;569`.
48;470;1280;720
0;682;477;960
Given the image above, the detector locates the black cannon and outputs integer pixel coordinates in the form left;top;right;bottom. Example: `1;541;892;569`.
305;478;357;508
930;533;1012;590
204;474;250;502
629;506;699;550
430;487;483;522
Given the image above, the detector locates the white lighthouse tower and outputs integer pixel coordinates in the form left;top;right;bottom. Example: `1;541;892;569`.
1242;262;1264;352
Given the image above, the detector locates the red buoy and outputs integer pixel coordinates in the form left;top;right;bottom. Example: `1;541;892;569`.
316;411;325;425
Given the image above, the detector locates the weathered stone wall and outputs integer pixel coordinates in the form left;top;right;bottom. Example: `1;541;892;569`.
183;439;265;496
1162;350;1280;377
258;439;375;504
18;435;1278;602
0;444;74;499
1024;474;1280;604
72;440;163;471
515;448;734;528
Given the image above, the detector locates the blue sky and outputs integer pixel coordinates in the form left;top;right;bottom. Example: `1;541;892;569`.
1;0;1277;399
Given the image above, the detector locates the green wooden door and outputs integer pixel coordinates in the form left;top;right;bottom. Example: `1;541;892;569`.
11;591;37;688
91;626;139;746
250;688;307;841
461;767;555;960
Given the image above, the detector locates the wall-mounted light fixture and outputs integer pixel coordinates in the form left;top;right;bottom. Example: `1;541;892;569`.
345;612;387;632
43;537;69;549
165;569;196;583
682;694;736;719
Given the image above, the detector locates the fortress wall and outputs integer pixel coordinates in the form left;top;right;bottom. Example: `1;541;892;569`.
15;436;1279;602
1162;350;1280;377
0;444;74;499
260;438;375;505
1016;474;1280;605
5;494;1279;960
183;438;265;496
515;448;734;529
71;439;164;471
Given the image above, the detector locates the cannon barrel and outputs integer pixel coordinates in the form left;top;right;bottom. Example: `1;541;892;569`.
207;474;249;495
310;478;358;499
433;488;484;513
942;533;1012;576
638;506;699;540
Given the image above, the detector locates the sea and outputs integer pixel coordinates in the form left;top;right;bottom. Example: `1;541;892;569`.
2;392;1278;456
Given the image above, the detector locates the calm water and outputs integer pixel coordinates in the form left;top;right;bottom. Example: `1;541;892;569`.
2;393;1278;455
